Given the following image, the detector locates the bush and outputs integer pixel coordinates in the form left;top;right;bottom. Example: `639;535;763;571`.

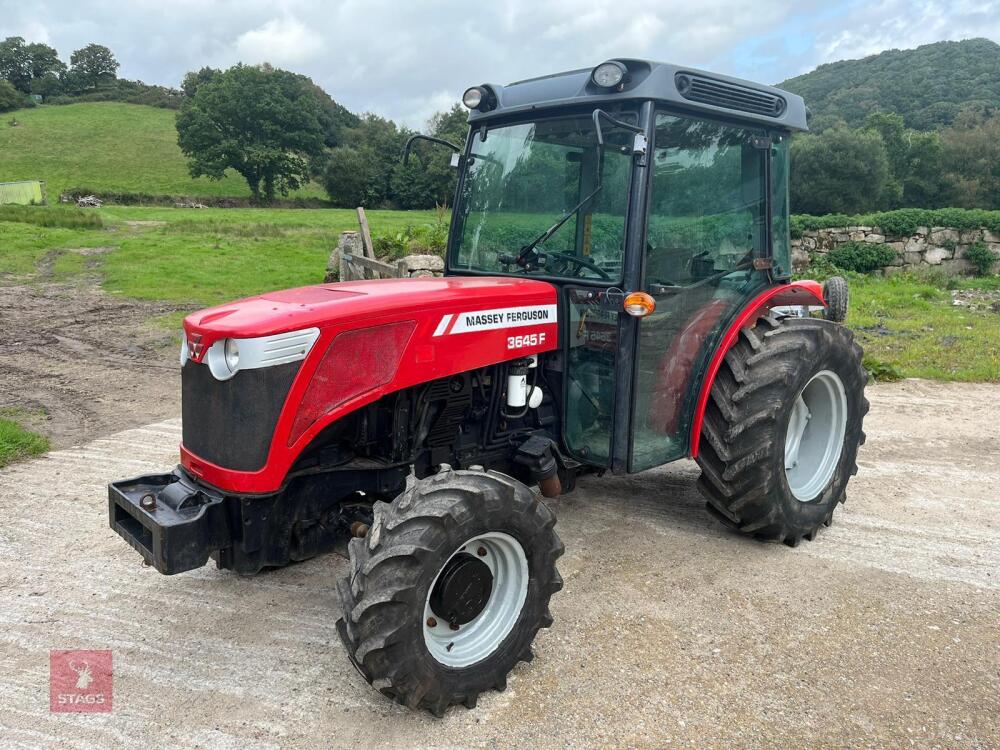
0;80;29;113
373;209;449;260
965;241;998;276
863;356;904;382
373;222;447;260
828;241;899;273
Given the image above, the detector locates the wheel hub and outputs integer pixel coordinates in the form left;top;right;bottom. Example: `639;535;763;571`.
423;532;529;668
429;553;493;625
784;369;849;502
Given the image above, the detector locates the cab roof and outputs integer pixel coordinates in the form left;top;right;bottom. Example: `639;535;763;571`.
467;59;808;132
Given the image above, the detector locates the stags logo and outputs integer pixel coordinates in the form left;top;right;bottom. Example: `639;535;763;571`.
50;650;113;713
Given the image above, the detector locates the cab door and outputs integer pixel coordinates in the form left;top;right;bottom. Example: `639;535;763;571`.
629;112;776;471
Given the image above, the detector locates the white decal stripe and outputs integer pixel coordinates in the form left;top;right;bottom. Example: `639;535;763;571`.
448;304;557;334
432;314;453;337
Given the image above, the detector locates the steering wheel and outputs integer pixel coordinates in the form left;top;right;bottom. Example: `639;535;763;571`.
545;250;612;280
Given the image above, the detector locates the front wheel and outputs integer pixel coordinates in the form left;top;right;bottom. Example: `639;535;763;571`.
337;468;563;716
696;314;868;546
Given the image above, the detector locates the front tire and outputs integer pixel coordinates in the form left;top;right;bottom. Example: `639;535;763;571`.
337;468;563;716
696;314;868;546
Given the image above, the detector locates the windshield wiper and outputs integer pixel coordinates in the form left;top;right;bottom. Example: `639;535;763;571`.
502;183;604;270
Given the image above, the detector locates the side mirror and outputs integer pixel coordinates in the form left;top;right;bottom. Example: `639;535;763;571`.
402;134;462;165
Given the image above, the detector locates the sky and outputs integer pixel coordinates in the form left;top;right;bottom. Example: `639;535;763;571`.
2;0;999;128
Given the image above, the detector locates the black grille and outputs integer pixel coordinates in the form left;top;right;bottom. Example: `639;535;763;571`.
181;360;300;472
675;73;786;117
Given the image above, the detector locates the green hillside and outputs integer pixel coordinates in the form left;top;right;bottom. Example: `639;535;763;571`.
0;102;324;200
779;38;1000;130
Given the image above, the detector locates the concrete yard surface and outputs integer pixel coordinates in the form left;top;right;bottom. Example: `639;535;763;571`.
1;379;998;748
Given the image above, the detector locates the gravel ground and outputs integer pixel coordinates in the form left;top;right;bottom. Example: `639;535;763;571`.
1;379;998;749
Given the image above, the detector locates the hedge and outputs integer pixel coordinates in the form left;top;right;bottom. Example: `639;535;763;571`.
791;208;1000;238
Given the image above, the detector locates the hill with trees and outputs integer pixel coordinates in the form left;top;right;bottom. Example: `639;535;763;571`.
779;38;1000;131
3;33;999;214
0;102;324;199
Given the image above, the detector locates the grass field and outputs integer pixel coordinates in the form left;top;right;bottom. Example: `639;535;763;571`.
845;273;1000;381
0;204;441;305
0;414;50;468
1;203;998;382
0;103;325;200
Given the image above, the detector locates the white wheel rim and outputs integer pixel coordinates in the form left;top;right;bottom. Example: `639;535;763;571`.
423;532;528;668
784;370;848;502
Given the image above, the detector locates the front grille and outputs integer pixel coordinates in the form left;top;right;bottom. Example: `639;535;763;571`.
675;73;786;117
181;360;300;472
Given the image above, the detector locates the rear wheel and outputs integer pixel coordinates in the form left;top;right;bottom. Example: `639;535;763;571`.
696;314;868;545
337;468;563;716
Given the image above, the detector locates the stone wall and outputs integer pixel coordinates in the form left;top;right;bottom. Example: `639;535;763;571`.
791;225;1000;274
325;231;444;282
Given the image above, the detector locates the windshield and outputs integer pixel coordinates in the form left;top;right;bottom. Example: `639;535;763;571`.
450;112;637;281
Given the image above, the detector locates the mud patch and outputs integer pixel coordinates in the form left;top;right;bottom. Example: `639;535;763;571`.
0;276;185;448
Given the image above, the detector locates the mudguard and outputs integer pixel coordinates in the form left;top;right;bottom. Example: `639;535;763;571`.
688;280;826;457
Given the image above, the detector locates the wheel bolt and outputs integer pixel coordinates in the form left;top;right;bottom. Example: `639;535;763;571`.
477;546;487;557
426;617;437;628
449;622;460;631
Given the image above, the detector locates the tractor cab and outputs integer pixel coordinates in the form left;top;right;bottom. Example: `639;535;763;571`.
434;59;804;473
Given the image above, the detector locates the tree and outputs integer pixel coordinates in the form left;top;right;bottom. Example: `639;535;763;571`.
26;42;65;80
322;113;410;207
180;66;219;98
0;79;26;112
176;64;326;203
69;44;119;90
322;146;376;207
861;112;948;208
900;130;948;207
0;37;31;93
941;112;1000;209
388;103;468;209
790;127;891;215
30;74;63;100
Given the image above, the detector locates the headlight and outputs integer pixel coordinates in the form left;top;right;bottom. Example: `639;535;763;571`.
206;337;240;381
201;328;321;381
462;86;484;109
225;338;240;372
591;60;627;88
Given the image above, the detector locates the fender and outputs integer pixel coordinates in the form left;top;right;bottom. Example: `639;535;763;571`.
688;280;826;458
180;277;558;494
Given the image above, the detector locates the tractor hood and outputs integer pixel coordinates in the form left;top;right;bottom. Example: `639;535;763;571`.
183;276;558;349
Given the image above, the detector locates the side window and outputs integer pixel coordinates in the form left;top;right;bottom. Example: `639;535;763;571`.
645;115;767;286
630;114;770;470
771;135;791;277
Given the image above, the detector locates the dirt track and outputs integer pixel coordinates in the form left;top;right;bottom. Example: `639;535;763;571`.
0;275;181;447
1;379;998;748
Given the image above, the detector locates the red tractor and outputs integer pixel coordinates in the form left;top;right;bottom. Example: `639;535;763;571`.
110;59;867;715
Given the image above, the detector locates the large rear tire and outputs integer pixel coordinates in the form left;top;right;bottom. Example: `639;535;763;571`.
696;314;868;546
337;468;563;716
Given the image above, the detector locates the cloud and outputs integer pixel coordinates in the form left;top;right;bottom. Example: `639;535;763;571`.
235;17;323;66
0;1;997;127
815;0;1000;63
